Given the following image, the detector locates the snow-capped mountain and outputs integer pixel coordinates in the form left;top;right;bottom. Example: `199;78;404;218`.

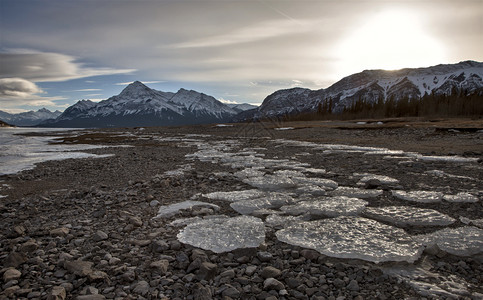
0;108;62;126
227;103;259;113
40;81;239;128
245;60;483;119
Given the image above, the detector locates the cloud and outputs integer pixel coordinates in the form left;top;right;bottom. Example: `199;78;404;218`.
171;19;316;49
0;78;44;97
0;77;66;108
0;49;136;82
73;88;102;92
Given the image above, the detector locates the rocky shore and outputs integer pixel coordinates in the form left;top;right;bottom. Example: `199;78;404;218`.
1;119;482;300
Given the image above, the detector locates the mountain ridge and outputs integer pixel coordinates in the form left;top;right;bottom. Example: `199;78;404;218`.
40;81;251;128
240;60;483;120
0;108;62;126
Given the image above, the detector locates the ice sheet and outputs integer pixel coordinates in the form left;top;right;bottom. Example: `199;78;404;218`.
329;186;383;198
280;196;368;218
364;206;455;227
291;177;338;190
230;193;294;215
242;175;297;191
276;216;423;263
443;192;479;203
154;200;220;218
294;185;327;196
415;226;483;256
357;174;399;185
177;215;265;253
392;190;443;203
203;189;266;202
265;214;310;227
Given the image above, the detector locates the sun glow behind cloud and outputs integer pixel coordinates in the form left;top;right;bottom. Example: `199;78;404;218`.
332;8;447;78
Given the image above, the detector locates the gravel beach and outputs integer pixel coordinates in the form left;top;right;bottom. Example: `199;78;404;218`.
1;119;482;300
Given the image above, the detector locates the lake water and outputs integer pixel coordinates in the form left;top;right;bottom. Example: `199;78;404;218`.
0;128;112;176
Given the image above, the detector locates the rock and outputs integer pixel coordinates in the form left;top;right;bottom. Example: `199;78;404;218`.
364;179;382;189
13;225;26;236
75;295;106;300
300;249;319;260
151;240;169;252
47;286;66;300
4;252;27;267
333;278;345;288
264;278;285;291
193;283;212;300
191;249;208;261
257;251;273;262
64;260;93;277
285;277;302;289
220;269;236;278
261;266;282;278
245;265;257;276
150;259;169;274
347;279;360;291
221;285;240;298
150;200;160;207
3;268;21;282
169;240;182;250
197;262;218;281
50;227;70;237
133;280;150;295
129;216;143;227
20;240;38;253
87;270;109;282
92;230;108;241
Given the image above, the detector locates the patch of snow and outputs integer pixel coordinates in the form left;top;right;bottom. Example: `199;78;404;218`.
214;124;233;127
443;192;479;203
409;154;479;163
275;216;423;263
364;206;455;227
154;200;220;219
392;190;443;203
415;226;483;256
280;196;368;218
177;215;265;253
425;170;476;180
275;127;294;130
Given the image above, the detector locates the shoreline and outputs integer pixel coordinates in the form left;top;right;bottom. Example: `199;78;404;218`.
1;120;482;299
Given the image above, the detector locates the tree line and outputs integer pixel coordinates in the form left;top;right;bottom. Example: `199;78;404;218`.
281;89;483;121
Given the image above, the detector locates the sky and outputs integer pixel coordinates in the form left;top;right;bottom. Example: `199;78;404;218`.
0;0;482;113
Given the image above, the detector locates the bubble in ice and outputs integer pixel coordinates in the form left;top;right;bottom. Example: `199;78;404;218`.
415;226;483;256
154;200;220;219
392;190;443;203
276;216;423;263
329;186;383;199
280;196;368;218
230;193;294;215
364;206;455;227
443;192;479;203
177;215;265;253
203;189;266;202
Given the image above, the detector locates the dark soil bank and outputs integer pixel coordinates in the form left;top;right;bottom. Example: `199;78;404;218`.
1;119;482;300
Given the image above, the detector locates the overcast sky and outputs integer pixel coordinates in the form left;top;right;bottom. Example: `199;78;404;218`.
1;0;482;113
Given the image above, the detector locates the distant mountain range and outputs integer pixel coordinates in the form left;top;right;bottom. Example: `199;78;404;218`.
236;60;483;120
39;81;256;128
2;61;480;128
0;108;62;126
